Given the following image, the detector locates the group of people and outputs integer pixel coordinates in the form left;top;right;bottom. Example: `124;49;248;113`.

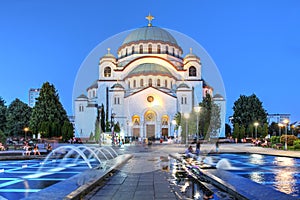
185;141;201;158
185;141;220;158
23;142;52;156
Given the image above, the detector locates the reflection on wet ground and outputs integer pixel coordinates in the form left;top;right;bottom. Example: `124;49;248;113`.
164;156;235;200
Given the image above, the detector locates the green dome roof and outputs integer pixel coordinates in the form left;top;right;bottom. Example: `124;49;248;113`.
123;26;178;45
127;63;173;78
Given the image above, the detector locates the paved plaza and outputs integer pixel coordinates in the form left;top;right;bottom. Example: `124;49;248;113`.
82;142;300;200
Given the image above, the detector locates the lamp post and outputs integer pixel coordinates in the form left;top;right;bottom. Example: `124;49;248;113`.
254;122;259;139
184;113;190;146
283;119;289;150
24;127;29;141
98;107;102;146
111;112;116;146
194;106;201;141
278;123;283;136
172;120;177;138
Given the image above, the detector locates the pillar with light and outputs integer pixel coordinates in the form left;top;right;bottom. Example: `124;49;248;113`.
194;106;201;141
111;112;116;145
278;123;283;136
172;120;177;139
254;122;259;139
24;127;29;141
283;119;289;150
184;113;190;146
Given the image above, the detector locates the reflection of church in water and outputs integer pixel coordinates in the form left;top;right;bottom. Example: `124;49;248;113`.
74;15;225;139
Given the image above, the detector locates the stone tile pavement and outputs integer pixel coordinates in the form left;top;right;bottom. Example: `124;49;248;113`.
85;147;179;200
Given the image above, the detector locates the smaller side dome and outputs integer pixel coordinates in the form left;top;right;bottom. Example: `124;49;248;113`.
213;94;225;100
177;83;190;89
111;83;124;89
101;48;116;59
126;63;173;78
184;48;200;60
76;94;88;99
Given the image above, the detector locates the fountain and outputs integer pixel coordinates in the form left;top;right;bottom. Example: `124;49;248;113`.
215;158;233;169
0;145;123;199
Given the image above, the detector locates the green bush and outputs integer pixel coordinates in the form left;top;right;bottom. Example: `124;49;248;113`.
294;144;300;150
271;136;280;144
293;140;300;146
280;135;297;146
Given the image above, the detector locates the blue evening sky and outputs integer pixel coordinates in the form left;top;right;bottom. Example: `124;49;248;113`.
0;1;299;123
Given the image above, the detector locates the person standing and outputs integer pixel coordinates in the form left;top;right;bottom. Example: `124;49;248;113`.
195;141;201;156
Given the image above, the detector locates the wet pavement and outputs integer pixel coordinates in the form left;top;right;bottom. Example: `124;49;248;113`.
84;144;179;200
82;142;300;200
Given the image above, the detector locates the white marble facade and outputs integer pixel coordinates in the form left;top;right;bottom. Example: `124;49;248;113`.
75;16;225;139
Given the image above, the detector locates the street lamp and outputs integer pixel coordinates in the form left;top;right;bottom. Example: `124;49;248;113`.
278;123;283;136
283;119;289;150
194;106;201;141
111;112;116;145
254;122;259;139
24;127;29;141
98;107;102;146
184;113;190;146
172;120;177;138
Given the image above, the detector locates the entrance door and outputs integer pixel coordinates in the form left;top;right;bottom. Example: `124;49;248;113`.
146;125;155;138
162;128;168;137
133;128;140;138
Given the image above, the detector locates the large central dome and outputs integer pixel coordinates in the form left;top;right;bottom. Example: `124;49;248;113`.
122;26;178;45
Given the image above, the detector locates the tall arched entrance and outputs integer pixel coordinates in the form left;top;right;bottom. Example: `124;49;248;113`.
144;110;156;139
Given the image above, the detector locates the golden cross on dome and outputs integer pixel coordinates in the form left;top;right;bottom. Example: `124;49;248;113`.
146;13;154;26
107;48;111;54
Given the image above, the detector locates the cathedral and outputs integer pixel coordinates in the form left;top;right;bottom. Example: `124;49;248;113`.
74;15;225;141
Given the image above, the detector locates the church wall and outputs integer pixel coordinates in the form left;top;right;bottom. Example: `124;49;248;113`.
74;102;97;139
123;87;177;138
176;90;193;114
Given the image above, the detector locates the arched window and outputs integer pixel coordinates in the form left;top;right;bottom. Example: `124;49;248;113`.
172;48;175;56
125;48;128;56
157;45;161;53
104;67;111;77
148;44;152;53
164;80;168;88
189;66;197;77
128;81;131;89
149;78;152;86
140;79;144;87
165;46;169;54
133;80;136;88
139;45;143;54
157;79;160;87
132;46;135;54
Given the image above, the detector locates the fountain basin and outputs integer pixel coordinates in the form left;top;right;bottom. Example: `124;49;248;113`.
22;154;132;200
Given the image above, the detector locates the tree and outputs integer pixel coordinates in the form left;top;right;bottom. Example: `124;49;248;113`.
6;98;32;137
232;94;267;130
269;122;278;136
247;124;254;138
240;125;245;140
62;120;74;142
0;97;7;132
199;94;221;139
262;123;268;138
29;82;69;137
225;123;231;137
232;123;240;141
100;104;105;132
